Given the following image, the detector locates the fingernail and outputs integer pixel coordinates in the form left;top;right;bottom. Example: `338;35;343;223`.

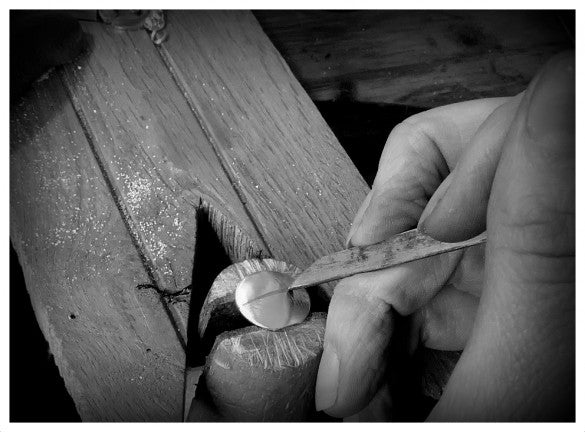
345;191;373;248
315;345;339;412
418;174;454;233
345;224;357;248
526;53;575;139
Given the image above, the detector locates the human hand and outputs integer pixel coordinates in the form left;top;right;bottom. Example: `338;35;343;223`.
315;51;575;421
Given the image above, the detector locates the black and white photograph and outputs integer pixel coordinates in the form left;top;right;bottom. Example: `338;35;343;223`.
5;6;578;425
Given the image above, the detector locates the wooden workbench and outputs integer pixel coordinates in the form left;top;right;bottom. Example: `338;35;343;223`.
10;10;572;421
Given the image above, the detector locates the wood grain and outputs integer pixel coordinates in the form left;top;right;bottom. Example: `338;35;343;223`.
159;11;462;417
10;75;185;421
255;10;573;107
199;313;327;421
61;22;267;300
160;11;370;275
291;229;487;289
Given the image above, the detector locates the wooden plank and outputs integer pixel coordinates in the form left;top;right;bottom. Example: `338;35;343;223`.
54;9;363;397
160;11;464;417
61;22;267;305
201;313;327;421
10;75;185;421
255;10;573;107
162;10;367;418
160;10;369;271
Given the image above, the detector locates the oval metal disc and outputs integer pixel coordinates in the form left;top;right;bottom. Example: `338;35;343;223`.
235;271;310;330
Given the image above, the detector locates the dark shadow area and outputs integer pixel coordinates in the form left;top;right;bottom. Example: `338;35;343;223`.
185;204;234;366
388;315;438;421
316;100;425;186
10;243;81;421
10;10;85;104
556;10;575;42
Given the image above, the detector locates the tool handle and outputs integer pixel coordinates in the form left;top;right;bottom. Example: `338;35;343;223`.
290;229;486;290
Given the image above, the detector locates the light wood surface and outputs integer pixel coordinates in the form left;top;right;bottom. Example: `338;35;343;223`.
255;10;573;107
61;21;266;298
196;313;327;421
160;11;369;273
14;11;366;420
157;11;368;419
13;11;367;420
10;75;185;421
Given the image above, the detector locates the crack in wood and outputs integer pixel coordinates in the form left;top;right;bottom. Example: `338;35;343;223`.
137;283;193;306
59;38;267;348
59;68;194;353
10;73;187;420
60;24;270;297
154;43;273;261
59;69;162;288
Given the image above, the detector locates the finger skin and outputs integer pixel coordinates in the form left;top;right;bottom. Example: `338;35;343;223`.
445;243;485;297
186;396;224;422
316;293;394;418
349;97;510;247
344;383;393;422
418;94;523;242
316;250;463;418
409;285;479;354
345;190;372;247
429;51;575;421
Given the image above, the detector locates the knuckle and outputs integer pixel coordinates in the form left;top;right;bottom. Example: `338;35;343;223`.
494;190;574;258
394;118;428;145
492;243;574;287
327;288;393;343
537;51;575;88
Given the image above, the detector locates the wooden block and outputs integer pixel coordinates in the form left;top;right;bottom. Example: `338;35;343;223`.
61;22;267;299
255;10;573;107
160;11;370;275
196;313;327;421
10;75;185;421
157;11;370;419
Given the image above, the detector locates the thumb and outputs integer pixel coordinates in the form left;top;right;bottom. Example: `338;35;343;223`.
417;94;522;242
315;250;463;417
430;51;575;421
347;97;508;246
315;288;394;417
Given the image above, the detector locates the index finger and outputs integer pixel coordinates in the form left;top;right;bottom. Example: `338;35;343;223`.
348;97;510;247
